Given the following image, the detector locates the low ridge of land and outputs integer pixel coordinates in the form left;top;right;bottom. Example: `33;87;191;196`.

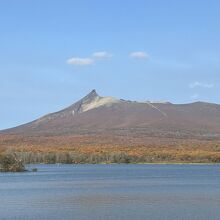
1;90;220;163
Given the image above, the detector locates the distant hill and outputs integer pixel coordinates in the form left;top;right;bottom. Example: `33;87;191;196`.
2;89;220;141
1;90;220;163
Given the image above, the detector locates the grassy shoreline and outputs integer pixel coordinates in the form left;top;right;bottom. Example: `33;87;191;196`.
25;162;220;165
1;145;220;169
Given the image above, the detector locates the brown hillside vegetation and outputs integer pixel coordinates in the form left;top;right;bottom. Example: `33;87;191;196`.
1;90;220;163
0;134;220;163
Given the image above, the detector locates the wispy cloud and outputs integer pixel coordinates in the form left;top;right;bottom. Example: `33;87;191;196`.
67;57;94;66
189;81;214;89
130;51;149;59
92;51;112;59
67;51;112;66
191;93;199;100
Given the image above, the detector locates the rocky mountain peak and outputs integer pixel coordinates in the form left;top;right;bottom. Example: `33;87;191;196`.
82;89;99;102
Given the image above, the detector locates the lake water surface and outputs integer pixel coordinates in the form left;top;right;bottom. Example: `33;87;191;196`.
0;164;220;220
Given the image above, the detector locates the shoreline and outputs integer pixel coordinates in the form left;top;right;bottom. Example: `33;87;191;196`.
26;162;220;165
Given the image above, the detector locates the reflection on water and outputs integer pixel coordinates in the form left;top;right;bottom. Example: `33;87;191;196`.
0;164;220;220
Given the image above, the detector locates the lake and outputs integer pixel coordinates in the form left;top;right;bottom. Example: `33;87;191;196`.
0;164;220;220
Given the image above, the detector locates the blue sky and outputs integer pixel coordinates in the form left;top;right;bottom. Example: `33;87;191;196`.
0;0;220;129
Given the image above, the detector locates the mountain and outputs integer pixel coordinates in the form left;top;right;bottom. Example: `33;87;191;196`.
1;90;220;148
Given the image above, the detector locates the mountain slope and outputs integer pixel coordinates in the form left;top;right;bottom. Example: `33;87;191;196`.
2;89;220;142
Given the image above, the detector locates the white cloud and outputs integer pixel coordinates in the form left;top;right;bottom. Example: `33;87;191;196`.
191;94;199;100
92;51;112;59
67;51;112;67
130;51;149;59
189;81;214;89
67;57;94;66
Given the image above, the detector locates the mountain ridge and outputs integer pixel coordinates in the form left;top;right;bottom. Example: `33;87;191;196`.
2;89;218;133
1;90;220;143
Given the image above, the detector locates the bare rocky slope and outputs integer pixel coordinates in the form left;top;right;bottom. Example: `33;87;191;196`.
2;89;220;142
